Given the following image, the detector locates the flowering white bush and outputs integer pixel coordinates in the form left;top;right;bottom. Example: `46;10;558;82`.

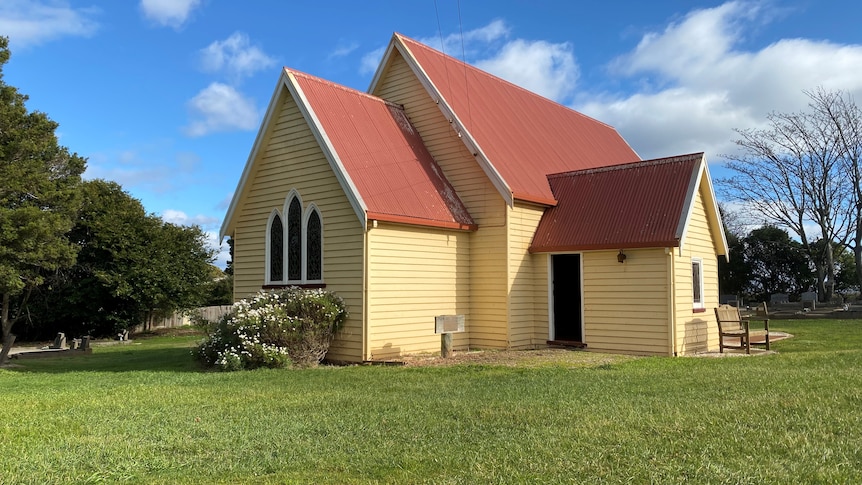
196;287;348;370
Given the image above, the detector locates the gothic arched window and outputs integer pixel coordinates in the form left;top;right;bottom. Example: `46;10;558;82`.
306;208;322;281
267;212;284;283
287;196;302;281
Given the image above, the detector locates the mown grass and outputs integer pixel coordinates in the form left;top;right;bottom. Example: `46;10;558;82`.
1;320;860;484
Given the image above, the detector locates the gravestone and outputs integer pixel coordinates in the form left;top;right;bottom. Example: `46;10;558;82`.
770;293;790;304
70;339;80;350
801;291;817;310
50;332;66;350
80;335;91;351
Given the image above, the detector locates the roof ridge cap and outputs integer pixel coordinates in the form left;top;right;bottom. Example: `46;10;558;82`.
547;153;704;179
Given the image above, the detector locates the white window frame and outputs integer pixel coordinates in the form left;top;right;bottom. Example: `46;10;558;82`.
692;257;705;310
262;189;325;287
302;203;324;284
265;209;285;285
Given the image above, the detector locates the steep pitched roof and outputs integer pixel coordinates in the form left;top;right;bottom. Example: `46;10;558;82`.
371;33;640;206
290;69;475;231
220;68;476;239
530;153;727;254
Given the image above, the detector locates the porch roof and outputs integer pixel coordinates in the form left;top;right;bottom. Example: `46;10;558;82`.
530;153;704;253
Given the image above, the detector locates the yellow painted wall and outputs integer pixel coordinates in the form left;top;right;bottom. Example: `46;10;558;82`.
373;49;509;349
231;88;365;362
366;223;470;359
508;202;549;348
582;248;670;355
673;179;721;355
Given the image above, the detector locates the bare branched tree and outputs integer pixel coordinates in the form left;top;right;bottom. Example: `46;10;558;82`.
809;88;862;292
720;88;857;302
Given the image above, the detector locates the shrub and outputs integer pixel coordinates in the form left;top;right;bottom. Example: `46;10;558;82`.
195;288;348;370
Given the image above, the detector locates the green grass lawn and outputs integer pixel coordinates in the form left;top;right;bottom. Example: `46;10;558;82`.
1;320;860;484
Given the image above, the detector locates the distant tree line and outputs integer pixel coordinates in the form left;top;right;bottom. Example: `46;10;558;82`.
718;209;857;303
721;88;862;302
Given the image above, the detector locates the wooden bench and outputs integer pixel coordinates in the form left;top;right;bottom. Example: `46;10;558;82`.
714;303;771;354
714;304;750;353
753;302;771;351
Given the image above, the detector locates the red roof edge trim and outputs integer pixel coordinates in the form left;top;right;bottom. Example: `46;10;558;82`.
513;193;558;207
546;152;704;180
367;212;478;232
529;239;681;254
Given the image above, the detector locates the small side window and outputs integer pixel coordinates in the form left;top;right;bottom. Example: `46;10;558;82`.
692;258;704;309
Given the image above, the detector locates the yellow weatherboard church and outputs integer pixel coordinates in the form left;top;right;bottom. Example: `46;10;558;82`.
220;33;728;362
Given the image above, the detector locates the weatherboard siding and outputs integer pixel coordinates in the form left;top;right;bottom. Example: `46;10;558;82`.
508;202;549;349
582;249;670;355
366;223;470;359
374;49;509;349
232;90;365;362
673;182;720;355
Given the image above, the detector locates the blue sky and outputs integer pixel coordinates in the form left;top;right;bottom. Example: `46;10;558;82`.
3;0;862;266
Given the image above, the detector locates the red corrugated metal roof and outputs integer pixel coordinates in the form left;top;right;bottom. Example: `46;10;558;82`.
529;153;704;253
291;69;476;231
396;34;641;206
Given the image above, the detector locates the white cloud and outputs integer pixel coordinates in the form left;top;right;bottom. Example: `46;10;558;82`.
161;209;219;227
328;41;359;60
419;18;510;56
575;1;862;160
0;0;99;47
200;32;276;82
139;0;200;29
360;46;386;75
360;20;511;76
476;39;578;102
83;148;201;194
184;83;259;137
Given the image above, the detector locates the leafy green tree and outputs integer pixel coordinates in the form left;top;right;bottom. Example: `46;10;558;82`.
26;180;215;338
202;265;233;307
138;220;214;328
224;237;234;276
0;37;85;364
743;226;813;301
717;204;751;297
834;246;858;294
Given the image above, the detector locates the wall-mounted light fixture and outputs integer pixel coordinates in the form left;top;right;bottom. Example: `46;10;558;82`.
617;250;627;263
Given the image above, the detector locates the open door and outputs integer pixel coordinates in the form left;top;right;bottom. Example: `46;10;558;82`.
551;254;583;344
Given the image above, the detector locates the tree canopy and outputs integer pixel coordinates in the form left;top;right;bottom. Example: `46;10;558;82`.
25;180;215;339
0;36;86;364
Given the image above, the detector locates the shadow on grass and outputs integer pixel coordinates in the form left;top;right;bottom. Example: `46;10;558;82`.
8;341;207;374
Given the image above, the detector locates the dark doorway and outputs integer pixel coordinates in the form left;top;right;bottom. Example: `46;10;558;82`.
552;254;583;342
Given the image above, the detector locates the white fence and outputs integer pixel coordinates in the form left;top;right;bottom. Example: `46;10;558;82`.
139;305;233;331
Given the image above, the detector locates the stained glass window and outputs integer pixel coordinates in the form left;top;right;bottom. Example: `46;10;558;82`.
269;215;283;282
307;210;322;280
288;197;302;281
